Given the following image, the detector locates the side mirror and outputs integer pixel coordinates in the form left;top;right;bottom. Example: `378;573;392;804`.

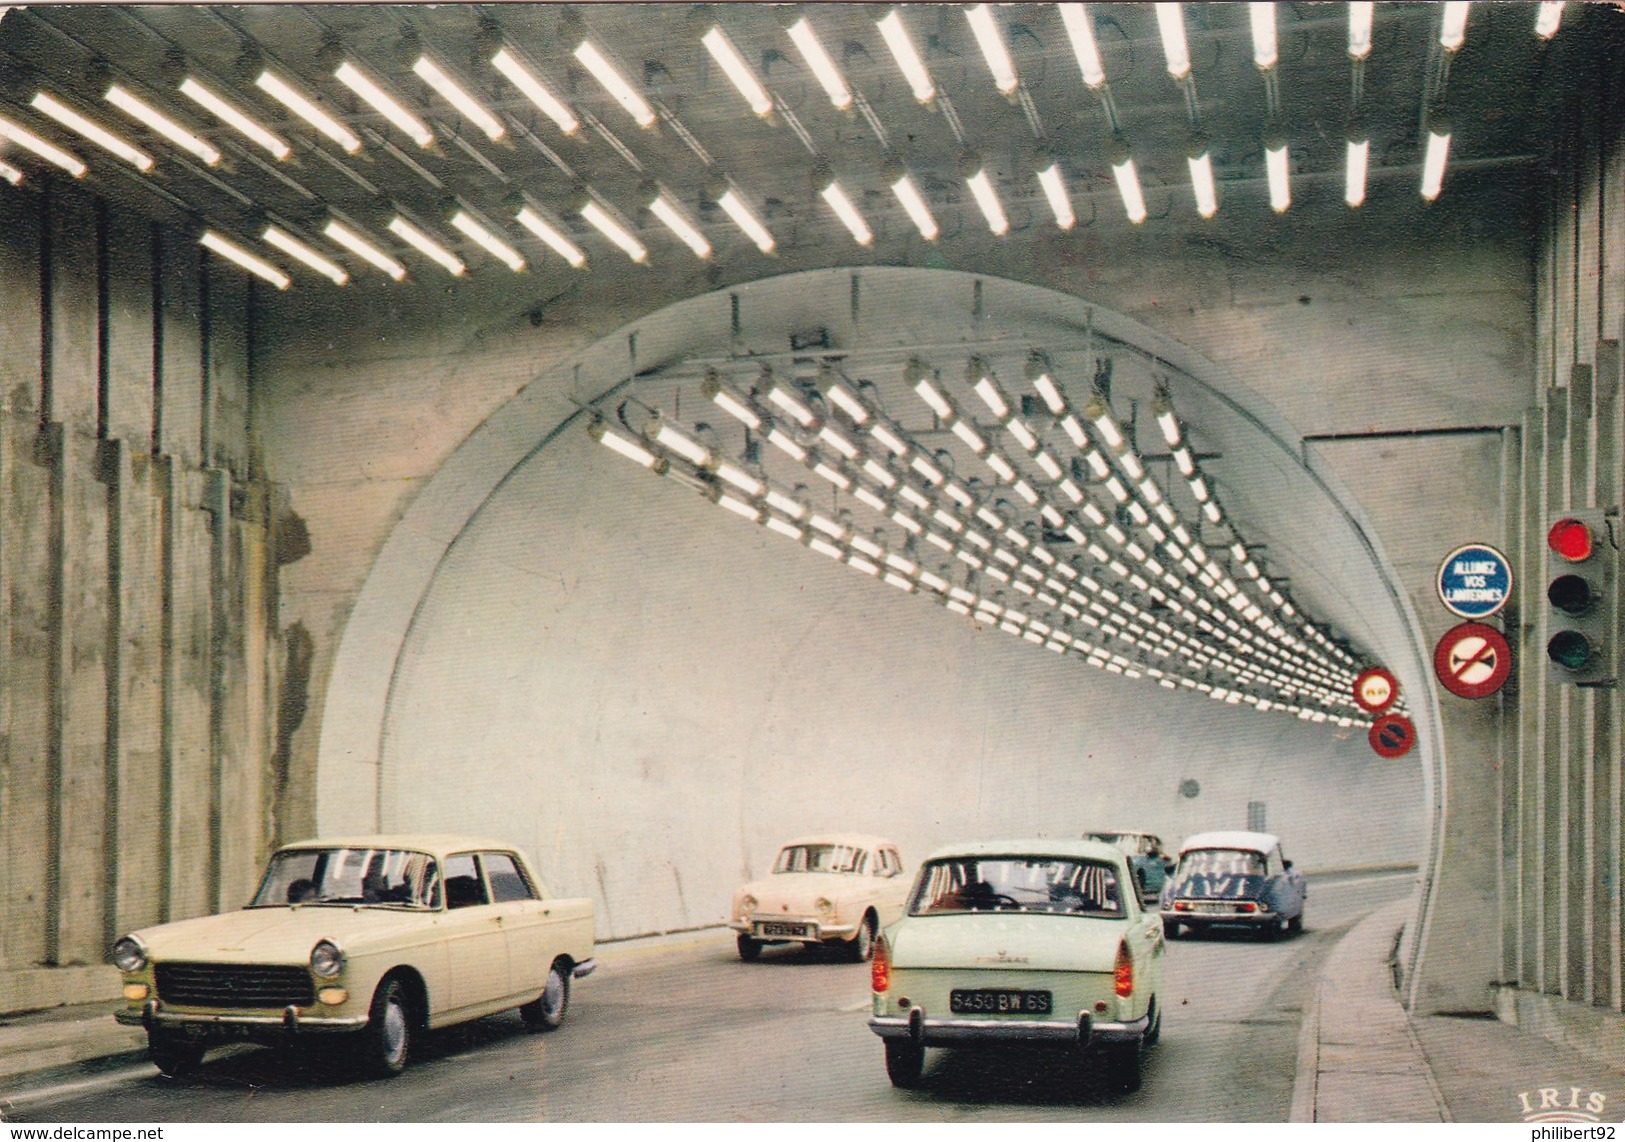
1283;859;1294;871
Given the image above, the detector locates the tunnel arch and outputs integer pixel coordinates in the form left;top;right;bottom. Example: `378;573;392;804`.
314;266;1442;967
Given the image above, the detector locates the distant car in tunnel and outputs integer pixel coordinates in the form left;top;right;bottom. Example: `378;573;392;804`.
729;834;908;962
868;839;1164;1092
1159;830;1306;940
110;834;596;1079
1082;830;1175;905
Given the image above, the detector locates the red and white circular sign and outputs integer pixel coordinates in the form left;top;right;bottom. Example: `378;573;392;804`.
1369;714;1417;759
1353;666;1399;714
1433;621;1513;700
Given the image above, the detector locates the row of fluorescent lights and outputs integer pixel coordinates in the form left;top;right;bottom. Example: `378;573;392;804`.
590;358;1368;720
912;359;1362;707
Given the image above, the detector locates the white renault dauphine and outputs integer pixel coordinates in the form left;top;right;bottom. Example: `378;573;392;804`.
111;835;596;1078
728;834;909;961
868;839;1165;1091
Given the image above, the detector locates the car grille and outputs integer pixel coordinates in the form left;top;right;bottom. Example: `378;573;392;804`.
155;962;315;1008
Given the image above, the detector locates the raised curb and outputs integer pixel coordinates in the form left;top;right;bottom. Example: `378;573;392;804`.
1289;897;1450;1122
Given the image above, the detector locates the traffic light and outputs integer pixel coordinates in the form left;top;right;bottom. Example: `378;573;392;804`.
1544;509;1618;685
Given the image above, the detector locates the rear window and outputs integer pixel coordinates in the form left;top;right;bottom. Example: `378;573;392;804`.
1178;848;1266;877
908;856;1123;917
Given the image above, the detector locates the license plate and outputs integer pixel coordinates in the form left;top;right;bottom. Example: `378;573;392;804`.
759;922;810;938
949;989;1052;1014
1193;902;1236;914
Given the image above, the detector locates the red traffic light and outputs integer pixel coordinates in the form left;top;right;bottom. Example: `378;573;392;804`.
1548;517;1595;562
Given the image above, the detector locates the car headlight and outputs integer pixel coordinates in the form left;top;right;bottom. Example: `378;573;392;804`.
741;895;758;915
110;936;147;973
815;897;834;915
310;939;346;978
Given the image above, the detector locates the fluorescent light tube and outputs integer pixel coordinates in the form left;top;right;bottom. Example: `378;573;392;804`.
820;180;873;246
580;200;648;262
1347;2;1374;58
1057;3;1106;88
491;49;578;135
717;187;776;253
786;17;852;110
450;211;525;272
574;40;655;128
1250;3;1278;69
388;216;466;276
1265;140;1291;212
201;231;289;289
262;225;349;285
1111;154;1147;223
255;71;360;153
324;220;406;280
1188;150;1217;218
0;113;86;176
877;10;935;103
1156;4;1190;79
32;93;152;171
1037;164;1075;229
648;193;711;258
414;56;504;141
1345;135;1369;207
516;206;586;268
965;5;1018;95
1440;2;1469;51
653;423;710;467
890;173;938;240
703;27;774;116
1535;2;1564;39
179;77;289;160
334;63;432;148
1421;123;1451;201
590;420;664;470
105;84;220;165
966;168;1009;235
0;159;21;185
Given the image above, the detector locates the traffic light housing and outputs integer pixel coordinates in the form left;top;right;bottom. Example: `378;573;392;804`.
1544;509;1618;685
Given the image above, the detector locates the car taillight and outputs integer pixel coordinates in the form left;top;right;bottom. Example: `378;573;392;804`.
1114;939;1133;998
871;935;890;993
1239;902;1258;913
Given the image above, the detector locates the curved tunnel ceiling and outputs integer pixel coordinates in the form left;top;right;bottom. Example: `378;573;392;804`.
317;267;1434;832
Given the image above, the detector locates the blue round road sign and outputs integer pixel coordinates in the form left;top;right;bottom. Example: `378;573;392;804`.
1437;543;1512;619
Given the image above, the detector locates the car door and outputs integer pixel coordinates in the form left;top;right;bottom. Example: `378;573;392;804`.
483;849;555;1001
875;846;910;924
437;851;509;1013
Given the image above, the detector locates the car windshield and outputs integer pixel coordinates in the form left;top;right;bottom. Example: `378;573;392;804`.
907;856;1124;917
249;847;441;909
773;844;867;874
1177;848;1266;878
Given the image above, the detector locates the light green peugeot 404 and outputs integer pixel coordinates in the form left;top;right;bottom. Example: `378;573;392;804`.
868;838;1165;1091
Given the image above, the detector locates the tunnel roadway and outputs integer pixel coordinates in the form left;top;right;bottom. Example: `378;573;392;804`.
4;873;1410;1123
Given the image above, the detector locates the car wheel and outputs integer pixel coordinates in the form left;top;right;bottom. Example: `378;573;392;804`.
847;914;876;962
737;933;762;961
363;976;413;1077
1103;1041;1142;1093
521;961;570;1031
148;1031;205;1078
884;1039;925;1088
1162;919;1181;939
1143;998;1162;1048
1288;912;1304;934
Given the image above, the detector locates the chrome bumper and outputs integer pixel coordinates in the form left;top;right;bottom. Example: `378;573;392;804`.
116;1000;368;1034
1162;906;1272;925
869;1007;1148;1047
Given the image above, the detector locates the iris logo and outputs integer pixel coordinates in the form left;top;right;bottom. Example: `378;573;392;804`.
1517;1086;1608;1122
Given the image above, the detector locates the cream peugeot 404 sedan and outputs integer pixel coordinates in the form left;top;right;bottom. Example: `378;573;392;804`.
729;834;908;962
868;839;1165;1091
111;835;596;1078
